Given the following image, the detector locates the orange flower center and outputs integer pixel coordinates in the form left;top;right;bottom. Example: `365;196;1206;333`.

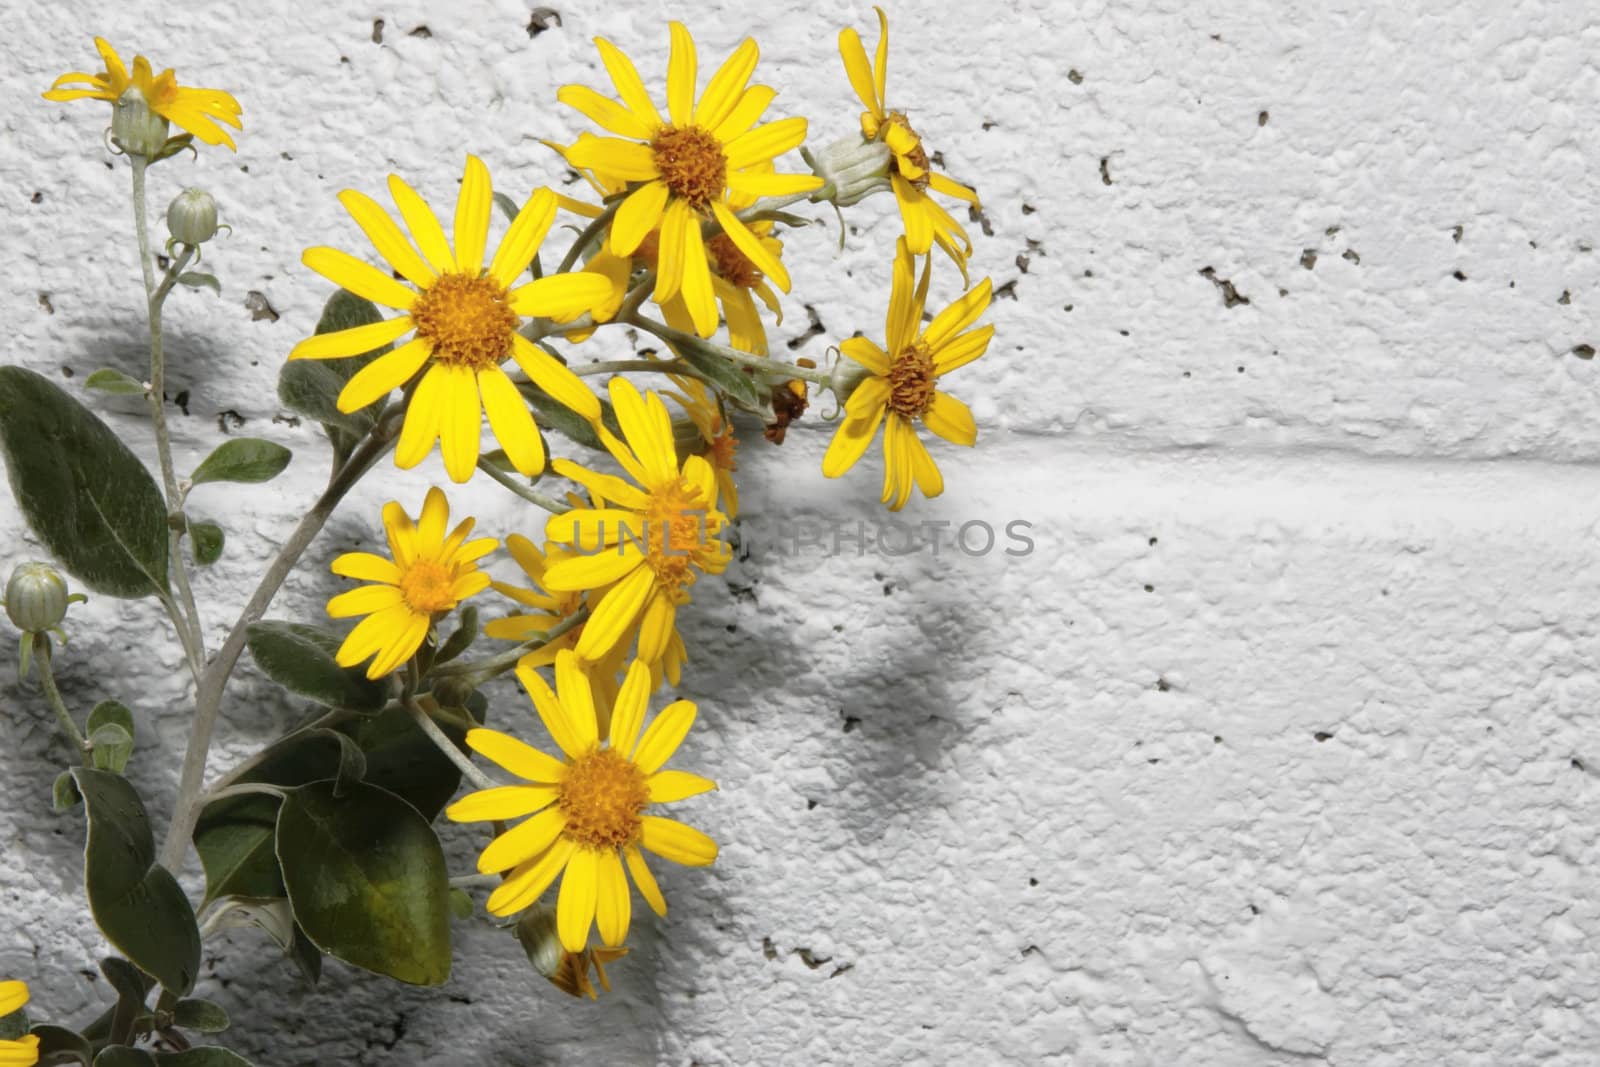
651;125;728;211
399;558;458;614
885;111;931;191
887;342;937;418
708;429;738;472
641;478;727;599
707;233;761;289
411;271;518;370
559;748;648;850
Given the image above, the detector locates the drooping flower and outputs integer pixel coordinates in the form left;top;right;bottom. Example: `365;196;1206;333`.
289;156;613;482
557;22;822;338
515;906;630;999
839;8;978;278
0;979;40;1066
447;652;718;951
328;487;496;679
823;238;993;510
539;378;732;669
43;37;242;150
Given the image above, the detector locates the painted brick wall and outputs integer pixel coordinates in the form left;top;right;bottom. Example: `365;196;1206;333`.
2;1;1597;1064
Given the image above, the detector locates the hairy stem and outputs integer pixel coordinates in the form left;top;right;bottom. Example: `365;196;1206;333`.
157;423;397;871
33;635;90;765
475;457;572;513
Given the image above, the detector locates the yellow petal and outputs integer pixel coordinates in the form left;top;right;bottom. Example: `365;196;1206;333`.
724;115;808;171
557;84;654;140
0;980;27;1017
678;219;718;338
595;36;663;129
839;335;888;375
845;376;889;420
327;584;404;619
608;657;653;755
517;663;589;760
488;187;557;288
330;552;401;585
0;1035;40;1067
924;278;994;350
335;336;432;412
509;271;614;320
465;727;570;783
838;26;881;115
634;591;676;665
554;650;600;749
439;366;482;484
388;174;455;273
453;155;492;273
932;324;994;377
339;189;437;287
906;427;943;499
608;378;676;485
611;180;669;257
623;843;667;916
475;806;567;873
486;837;576;916
594;848;632;947
885;237;916;354
573;564;655;662
545;508;645;552
395;363;448;470
565;135;660;182
821;406;884;479
695;38;759;130
928;170;979;204
509;334;602;420
632;699;696;775
711;201;790;292
638;815;718;867
871;6;890;107
665;22;697;127
923;391;977;446
542;547;645;593
302;247;417;311
712;84;776;143
654;197;692;303
288;314;414;362
478;366;546;477
647;769;716;803
445;784;558;823
557;847;600;951
892;173;934;255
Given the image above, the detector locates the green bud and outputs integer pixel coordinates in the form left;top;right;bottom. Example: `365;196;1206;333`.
514;907;565;980
803;135;892;207
5;561;72;634
111;87;170;158
167;187;220;246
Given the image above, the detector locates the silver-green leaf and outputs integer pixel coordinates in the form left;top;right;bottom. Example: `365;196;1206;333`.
190;438;291;485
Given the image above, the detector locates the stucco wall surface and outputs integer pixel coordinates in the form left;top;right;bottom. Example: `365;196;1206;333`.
2;0;1598;1064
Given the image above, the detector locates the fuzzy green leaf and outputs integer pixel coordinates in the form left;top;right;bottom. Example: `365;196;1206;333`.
171;1000;229;1034
0;367;168;597
190;439;291;486
84;369;145;396
190;521;224;566
194;793;285;904
277;290;393;438
30;1023;94;1064
245;621;389;712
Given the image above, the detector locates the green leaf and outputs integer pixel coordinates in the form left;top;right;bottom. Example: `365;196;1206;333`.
87;701;135;772
0;1002;26;1040
189;439;291;486
434;606;479;666
154;1051;256;1067
194;793;284;903
97;957;151;1052
150;133;195;164
190;522;224;566
277;290;393;438
30;1023;95;1065
288;926;322;988
94;1048;155;1067
669;334;763;408
337;703;473;820
53;769;81;810
245;621;389;712
171;999;229;1034
70;770;201;994
0;367;169;597
84;369;145;396
521;381;610;452
448;887;474;920
176;273;221;296
276;780;452;986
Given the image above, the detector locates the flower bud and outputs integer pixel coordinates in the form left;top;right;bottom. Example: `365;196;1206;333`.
167;188;220;246
5;562;71;634
111;87;170;158
803;135;892;207
514;907;565;981
514;907;627;999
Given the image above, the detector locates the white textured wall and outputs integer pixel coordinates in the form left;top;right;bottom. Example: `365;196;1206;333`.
3;1;1599;1064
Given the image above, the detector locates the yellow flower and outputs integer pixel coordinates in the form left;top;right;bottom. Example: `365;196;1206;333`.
0;979;39;1067
486;533;687;703
653;361;741;518
823;239;993;510
839;9;978;277
557;22;822;338
540;378;732;668
43;37;242;150
447;652;718;951
289;156;613;483
329;487;496;679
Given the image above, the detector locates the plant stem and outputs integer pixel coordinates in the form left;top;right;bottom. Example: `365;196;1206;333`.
475;458;571;514
556;198;621;275
431;609;587;682
157;423;397;871
624;311;835;385
449;873;501;889
404;696;497;790
130;157;207;685
571;358;693;378
32;635;90;765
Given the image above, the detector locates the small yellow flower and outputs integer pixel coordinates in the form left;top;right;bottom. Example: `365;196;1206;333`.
43;37;242;150
0;979;39;1066
653;361;741;518
289;156;613;483
447;652;718;951
540;378;732;668
329;487;496;679
557;22;822;338
839;8;978;277
823;239;993;510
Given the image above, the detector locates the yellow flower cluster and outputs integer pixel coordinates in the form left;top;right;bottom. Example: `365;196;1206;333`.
43;9;991;997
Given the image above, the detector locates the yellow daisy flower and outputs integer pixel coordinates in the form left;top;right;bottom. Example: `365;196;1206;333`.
289;156;613;483
823;238;994;510
447;652;718;951
43;37;242;150
0;979;39;1067
557;22;822;338
540;378;732;668
329;487;497;680
486;533;687;703
839;8;979;277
